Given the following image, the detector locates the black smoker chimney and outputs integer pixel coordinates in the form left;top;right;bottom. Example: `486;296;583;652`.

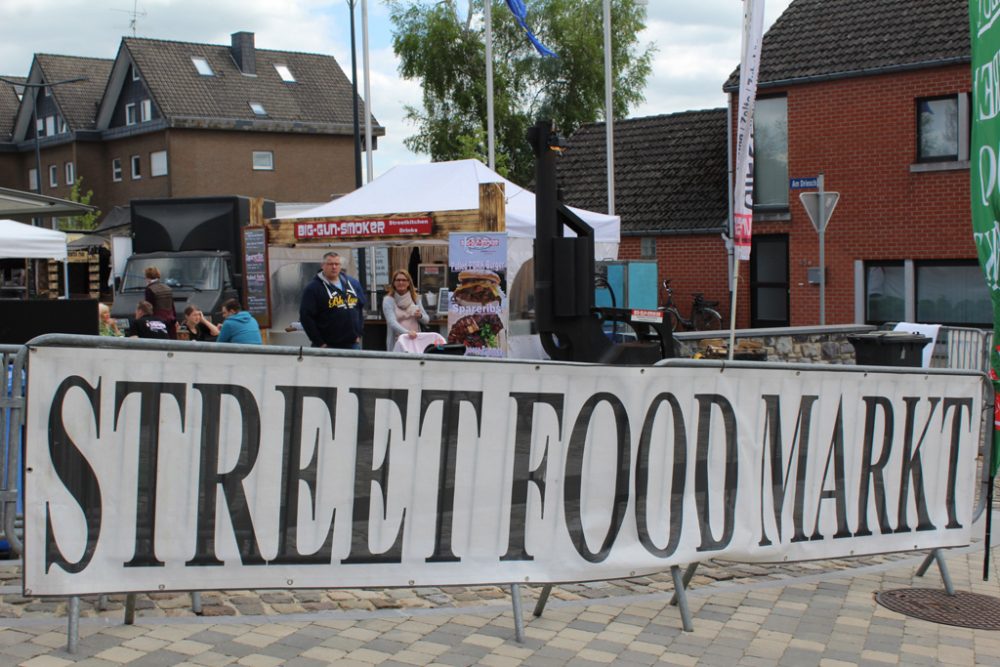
231;31;256;75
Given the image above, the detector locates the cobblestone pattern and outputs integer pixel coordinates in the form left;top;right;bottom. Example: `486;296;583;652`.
0;547;999;666
0;551;919;621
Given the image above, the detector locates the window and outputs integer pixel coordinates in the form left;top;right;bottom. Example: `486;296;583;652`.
252;150;274;171
130;155;141;179
191;56;214;76
753;96;789;209
150;150;168;177
45;115;55;136
141;99;152;122
35;118;43;137
249;101;267;116
917;94;969;162
917;262;991;326
865;262;905;324
862;260;991;327
112;158;122;182
125;103;137;126
13;84;23;101
274;64;295;82
132;65;140;81
48;165;58;188
43;86;50;97
65;162;75;185
57;117;67;134
28;168;37;191
640;237;656;259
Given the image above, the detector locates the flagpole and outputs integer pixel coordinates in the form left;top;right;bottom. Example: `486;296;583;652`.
603;0;615;215
485;0;495;170
730;0;765;358
362;0;374;182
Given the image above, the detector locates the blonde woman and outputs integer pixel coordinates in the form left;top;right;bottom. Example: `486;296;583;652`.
382;269;429;350
98;303;122;337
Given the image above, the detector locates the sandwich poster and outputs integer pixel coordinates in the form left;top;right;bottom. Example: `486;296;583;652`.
447;233;508;358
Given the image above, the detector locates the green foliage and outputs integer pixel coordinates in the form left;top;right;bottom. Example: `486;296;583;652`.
61;177;100;231
388;0;654;186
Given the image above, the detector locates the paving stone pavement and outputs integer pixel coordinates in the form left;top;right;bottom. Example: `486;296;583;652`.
2;539;1000;665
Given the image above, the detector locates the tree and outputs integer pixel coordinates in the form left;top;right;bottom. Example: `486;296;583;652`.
59;177;101;231
388;0;653;186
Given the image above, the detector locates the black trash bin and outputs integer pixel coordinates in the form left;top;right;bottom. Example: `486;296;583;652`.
847;331;931;367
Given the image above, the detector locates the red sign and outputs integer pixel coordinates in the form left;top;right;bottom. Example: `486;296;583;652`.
631;309;663;324
294;217;433;240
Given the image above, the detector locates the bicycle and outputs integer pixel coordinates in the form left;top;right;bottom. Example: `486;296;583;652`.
660;279;723;331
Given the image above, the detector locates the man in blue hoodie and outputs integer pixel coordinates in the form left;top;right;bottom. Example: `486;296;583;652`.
299;252;367;349
216;299;263;345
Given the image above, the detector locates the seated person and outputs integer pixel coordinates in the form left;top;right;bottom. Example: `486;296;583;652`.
182;305;220;341
98;303;122;337
217;299;262;345
130;300;170;339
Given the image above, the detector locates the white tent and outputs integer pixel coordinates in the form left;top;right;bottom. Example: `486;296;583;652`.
281;159;621;244
0;218;68;260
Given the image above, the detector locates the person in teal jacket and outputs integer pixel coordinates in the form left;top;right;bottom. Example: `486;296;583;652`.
216;299;262;345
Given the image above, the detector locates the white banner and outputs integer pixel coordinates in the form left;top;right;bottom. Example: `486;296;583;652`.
733;0;766;262
24;345;982;595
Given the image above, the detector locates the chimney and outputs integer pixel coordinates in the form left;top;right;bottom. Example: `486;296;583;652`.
231;31;256;75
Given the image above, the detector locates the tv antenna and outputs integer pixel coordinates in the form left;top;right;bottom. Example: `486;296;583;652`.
111;0;147;37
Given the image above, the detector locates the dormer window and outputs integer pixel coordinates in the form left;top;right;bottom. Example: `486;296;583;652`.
249;102;267;116
192;57;214;76
274;64;295;82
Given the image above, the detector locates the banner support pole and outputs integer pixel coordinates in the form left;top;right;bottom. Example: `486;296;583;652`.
510;584;525;643
670;565;694;631
729;262;740;359
670;562;700;606
533;584;553;617
66;596;79;653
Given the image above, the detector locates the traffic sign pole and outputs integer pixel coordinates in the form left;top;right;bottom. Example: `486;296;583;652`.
818;173;825;325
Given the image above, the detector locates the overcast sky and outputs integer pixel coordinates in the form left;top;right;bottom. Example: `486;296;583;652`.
0;0;793;177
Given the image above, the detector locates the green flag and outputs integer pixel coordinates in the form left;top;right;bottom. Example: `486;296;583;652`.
971;2;1000;477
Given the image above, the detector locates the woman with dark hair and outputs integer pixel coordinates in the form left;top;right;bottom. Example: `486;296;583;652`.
382;269;429;351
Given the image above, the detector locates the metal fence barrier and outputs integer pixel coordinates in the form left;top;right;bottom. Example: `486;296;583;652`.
1;344;24;556
3;333;996;652
929;326;992;372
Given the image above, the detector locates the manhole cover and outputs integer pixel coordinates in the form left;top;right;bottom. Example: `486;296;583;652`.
875;588;1000;630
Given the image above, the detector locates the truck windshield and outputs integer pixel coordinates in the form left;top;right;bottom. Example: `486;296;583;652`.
121;257;222;292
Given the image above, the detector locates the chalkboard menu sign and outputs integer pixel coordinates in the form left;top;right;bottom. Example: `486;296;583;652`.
241;226;271;328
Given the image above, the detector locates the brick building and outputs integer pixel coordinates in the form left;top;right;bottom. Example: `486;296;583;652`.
0;32;382;226
560;0;986;329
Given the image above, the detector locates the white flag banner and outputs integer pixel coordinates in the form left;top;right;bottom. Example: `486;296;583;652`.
24;345;982;596
733;0;766;261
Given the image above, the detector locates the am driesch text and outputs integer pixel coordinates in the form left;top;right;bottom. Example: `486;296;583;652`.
43;376;972;574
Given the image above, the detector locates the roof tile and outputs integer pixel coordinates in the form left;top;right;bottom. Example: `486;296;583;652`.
557;109;729;234
725;0;969;90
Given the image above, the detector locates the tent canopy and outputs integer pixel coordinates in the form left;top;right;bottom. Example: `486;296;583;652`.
280;159;620;243
0;219;68;260
0;186;96;220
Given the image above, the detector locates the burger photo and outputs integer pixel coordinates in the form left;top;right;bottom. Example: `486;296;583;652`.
448;313;504;348
452;269;504;308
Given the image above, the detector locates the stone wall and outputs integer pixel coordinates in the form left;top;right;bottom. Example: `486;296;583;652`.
672;324;877;364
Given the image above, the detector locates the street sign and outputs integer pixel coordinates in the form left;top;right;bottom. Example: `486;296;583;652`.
799;192;840;232
790;177;819;189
